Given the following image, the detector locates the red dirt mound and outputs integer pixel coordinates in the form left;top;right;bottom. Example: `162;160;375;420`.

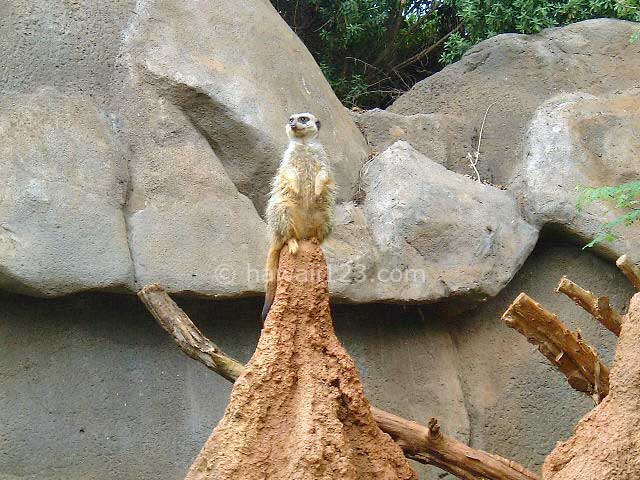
543;292;640;479
185;240;417;480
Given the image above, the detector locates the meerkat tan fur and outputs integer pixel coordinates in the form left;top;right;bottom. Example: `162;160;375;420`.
262;112;335;321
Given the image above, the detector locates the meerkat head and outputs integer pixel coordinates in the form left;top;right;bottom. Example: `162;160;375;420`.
286;112;321;141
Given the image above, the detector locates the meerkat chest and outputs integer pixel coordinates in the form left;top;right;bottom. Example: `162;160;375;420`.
289;144;322;187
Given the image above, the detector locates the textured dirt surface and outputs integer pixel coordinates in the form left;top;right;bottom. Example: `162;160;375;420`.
543;292;640;479
185;240;417;480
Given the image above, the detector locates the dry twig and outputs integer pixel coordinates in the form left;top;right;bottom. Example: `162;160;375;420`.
467;102;496;182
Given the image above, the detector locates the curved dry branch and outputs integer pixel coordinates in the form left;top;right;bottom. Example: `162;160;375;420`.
616;254;640;291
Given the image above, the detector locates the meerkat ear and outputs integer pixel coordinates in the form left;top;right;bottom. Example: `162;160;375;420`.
316;120;321;131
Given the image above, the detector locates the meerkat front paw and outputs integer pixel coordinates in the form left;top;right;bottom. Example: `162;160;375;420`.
287;238;298;255
314;171;329;196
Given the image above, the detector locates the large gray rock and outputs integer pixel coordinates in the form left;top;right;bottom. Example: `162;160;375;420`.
0;1;134;101
389;19;640;188
352;108;450;166
0;7;637;306
123;0;368;213
0;89;133;296
117;0;368;294
0;0;369;299
121;95;269;297
325;142;539;303
515;90;640;260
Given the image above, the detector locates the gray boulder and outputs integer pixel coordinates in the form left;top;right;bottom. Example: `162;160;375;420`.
0;0;369;299
515;90;640;260
116;0;370;296
326;142;539;303
0;6;637;305
389;19;640;188
123;0;368;213
124;96;269;297
352;108;458;168
0;89;133;296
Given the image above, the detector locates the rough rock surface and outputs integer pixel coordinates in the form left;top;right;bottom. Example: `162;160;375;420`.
122;0;368;213
352;109;452;167
121;94;270;298
450;239;631;472
389;19;640;186
0;0;367;298
543;292;640;479
185;241;417;480
516;89;640;260
0;89;133;296
1;7;638;303
329;141;538;303
386;19;640;260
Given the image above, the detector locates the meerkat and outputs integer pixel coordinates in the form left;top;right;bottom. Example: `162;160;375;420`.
262;112;335;322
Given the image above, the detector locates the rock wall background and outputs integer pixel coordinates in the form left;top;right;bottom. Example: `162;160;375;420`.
1;1;639;479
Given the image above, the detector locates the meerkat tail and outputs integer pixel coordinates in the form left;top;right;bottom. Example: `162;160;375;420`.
261;239;284;323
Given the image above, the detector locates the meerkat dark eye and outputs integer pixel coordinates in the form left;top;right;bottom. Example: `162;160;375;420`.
299;116;309;123
289;117;295;124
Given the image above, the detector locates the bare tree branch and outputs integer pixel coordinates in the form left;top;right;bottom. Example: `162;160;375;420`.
503;293;610;403
391;23;463;72
616;254;640;291
556;277;622;336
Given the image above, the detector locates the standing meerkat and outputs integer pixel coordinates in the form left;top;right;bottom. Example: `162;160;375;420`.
262;112;335;322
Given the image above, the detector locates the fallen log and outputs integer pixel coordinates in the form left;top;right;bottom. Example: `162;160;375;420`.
556;277;622;336
139;283;539;480
616;254;640;291
502;293;609;402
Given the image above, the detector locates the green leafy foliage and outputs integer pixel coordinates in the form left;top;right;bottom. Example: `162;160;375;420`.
271;0;640;107
441;0;640;63
577;181;640;248
271;0;459;107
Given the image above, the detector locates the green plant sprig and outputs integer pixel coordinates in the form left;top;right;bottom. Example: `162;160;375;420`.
577;180;640;248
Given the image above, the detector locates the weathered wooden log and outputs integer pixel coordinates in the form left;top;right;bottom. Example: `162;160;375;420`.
502;293;609;402
138;283;540;480
556;277;622;336
371;408;539;480
139;284;243;382
616;254;640;291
